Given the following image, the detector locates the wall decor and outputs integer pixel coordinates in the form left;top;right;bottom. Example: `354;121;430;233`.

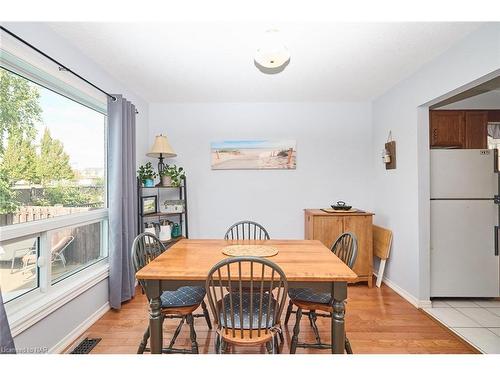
211;140;297;170
141;195;158;215
382;131;396;170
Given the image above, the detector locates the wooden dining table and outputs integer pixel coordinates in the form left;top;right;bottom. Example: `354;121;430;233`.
135;239;358;354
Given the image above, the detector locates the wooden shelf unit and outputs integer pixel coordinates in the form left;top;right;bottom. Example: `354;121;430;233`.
304;209;374;287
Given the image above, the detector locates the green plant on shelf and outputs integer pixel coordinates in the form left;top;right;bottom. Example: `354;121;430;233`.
137;162;157;184
159;165;185;187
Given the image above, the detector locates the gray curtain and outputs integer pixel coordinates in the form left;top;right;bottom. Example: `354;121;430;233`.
108;95;138;309
0;289;15;354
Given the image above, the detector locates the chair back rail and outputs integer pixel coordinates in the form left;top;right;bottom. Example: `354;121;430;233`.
205;256;288;341
131;233;166;289
224;221;270;240
332;232;358;269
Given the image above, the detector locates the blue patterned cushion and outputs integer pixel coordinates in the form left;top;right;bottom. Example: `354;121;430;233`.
218;292;276;329
160;286;206;308
288;288;331;304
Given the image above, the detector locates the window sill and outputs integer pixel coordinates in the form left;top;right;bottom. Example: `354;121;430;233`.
5;261;109;337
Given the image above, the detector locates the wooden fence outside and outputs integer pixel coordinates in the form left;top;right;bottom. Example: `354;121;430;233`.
0;205;92;226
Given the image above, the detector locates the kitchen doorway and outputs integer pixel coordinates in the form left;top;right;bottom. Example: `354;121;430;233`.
418;72;500;353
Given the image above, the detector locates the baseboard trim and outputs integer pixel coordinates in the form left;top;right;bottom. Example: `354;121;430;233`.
372;271;431;309
49;302;110;354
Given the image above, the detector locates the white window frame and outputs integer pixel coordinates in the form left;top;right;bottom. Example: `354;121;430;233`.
1;209;109;336
0;34;110;334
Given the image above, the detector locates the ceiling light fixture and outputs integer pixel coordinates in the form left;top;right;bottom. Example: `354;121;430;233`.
254;29;290;74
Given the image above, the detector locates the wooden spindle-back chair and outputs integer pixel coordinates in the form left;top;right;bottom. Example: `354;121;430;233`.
205;256;288;354
224;221;270;241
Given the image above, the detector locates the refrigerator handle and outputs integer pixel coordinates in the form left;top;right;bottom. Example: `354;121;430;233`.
495;226;499;256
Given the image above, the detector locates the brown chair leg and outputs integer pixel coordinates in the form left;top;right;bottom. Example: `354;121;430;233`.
309;311;322;345
278;323;284;344
167;317;185;349
186;314;199;354
137;326;150;354
345;337;353;354
215;333;222;354
274;335;280;354
290;307;302;354
201;300;212;329
265;341;273;354
284;299;294;325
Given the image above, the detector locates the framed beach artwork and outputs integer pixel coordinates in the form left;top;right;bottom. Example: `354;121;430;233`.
211;140;297;170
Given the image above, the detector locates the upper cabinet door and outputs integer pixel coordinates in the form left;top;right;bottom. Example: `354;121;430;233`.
465;111;488;149
430;110;465;148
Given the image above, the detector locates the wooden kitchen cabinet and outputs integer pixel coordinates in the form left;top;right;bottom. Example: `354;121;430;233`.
465;111;488;149
430;110;465;148
304;209;374;287
430;110;489;149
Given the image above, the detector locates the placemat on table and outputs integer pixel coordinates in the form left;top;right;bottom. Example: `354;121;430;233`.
222;244;279;257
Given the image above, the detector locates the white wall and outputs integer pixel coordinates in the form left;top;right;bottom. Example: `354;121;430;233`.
372;23;500;302
149;102;372;239
2;22;148;351
437;90;500;109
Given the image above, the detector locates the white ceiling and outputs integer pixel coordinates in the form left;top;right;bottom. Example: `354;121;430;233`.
46;22;483;103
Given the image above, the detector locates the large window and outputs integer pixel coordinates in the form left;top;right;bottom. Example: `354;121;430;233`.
0;67;108;304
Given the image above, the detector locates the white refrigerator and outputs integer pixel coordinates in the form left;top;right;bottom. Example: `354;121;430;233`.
430;149;500;297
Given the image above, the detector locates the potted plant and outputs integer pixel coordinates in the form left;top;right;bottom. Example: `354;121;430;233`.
160;165;185;187
137;162;157;187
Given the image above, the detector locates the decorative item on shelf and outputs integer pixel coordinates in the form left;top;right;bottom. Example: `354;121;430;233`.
162;199;185;214
382;131;396;170
171;223;181;238
159;219;172;241
137;162;157;187
146;134;177;176
159;165;185;187
144;222;157;237
141;195;158;215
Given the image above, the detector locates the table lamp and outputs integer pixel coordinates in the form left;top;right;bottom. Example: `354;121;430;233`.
146;134;177;175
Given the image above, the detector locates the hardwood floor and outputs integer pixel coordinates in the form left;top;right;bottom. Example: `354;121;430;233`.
72;282;478;354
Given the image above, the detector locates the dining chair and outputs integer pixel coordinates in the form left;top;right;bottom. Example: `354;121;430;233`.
224;221;270;240
205;256;288;354
223;222;286;345
131;232;212;354
285;232;358;354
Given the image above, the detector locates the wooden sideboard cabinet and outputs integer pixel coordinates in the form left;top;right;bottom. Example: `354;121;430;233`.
304;209;374;287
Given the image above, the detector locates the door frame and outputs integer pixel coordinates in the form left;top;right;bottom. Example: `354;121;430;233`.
417;69;500;302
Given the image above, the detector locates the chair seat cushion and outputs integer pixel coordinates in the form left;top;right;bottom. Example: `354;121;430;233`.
160;286;206;308
218;292;276;329
288;288;331;304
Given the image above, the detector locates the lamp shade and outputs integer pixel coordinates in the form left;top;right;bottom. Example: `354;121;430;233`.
146;134;177;158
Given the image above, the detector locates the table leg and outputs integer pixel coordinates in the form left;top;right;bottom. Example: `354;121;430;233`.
147;281;163;354
331;281;347;354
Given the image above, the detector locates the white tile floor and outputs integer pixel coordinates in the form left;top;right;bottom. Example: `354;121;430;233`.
424;299;500;353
